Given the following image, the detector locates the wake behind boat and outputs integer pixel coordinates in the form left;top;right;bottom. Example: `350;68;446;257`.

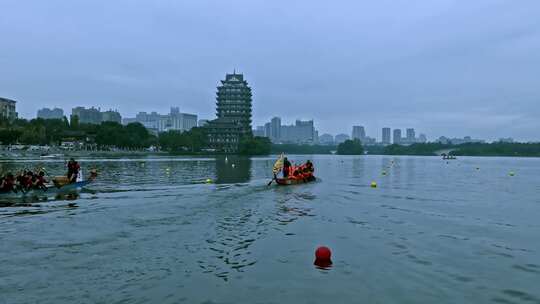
0;178;95;199
275;175;316;185
40;153;64;159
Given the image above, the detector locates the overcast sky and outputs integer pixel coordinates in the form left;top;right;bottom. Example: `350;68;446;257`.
1;0;539;141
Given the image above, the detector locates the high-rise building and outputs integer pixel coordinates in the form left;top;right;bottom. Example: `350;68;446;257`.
132;111;160;130
170;108;197;131
393;129;402;144
253;126;265;137
205;72;253;152
37;107;64;120
0;97;18;121
101;110;122;123
352;126;366;141
382;127;391;145
335;133;350;144
280;120;316;144
71;107;102;124
123;109;197;132
264;122;272;138
270;117;281;142
406;128;415;141
72;107;123;124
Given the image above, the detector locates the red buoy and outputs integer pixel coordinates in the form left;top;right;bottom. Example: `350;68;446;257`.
315;246;332;260
314;246;332;268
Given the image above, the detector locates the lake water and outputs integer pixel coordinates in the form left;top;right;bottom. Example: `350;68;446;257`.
1;155;539;304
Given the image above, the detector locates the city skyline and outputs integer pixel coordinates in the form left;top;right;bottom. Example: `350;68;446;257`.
20;103;502;143
8;91;534;143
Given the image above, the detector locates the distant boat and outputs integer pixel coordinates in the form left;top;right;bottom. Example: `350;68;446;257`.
442;154;457;160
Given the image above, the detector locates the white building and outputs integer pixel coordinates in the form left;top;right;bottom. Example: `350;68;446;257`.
124;108;197;132
281;120;316;144
0;97;17;121
319;133;334;145
37;107;64;120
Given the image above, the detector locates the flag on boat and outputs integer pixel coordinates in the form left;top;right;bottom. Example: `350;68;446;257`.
272;153;285;175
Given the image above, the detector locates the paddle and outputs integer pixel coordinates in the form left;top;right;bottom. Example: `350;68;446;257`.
267;175;276;186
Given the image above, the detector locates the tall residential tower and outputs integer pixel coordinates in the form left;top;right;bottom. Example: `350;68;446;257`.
382;127;391;145
352;126;366;141
393;129;402;144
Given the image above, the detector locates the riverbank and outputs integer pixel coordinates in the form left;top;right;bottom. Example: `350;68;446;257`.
366;142;540;157
4;143;540;159
0;150;168;160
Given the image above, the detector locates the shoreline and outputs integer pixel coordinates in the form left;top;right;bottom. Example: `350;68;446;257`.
2;150;540;159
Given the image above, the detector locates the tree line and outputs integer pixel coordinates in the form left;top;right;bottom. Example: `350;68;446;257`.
0;117;271;155
368;142;540;157
0;117;155;148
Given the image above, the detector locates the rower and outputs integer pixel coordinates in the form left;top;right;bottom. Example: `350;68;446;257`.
67;158;80;183
0;173;16;193
36;171;48;191
305;160;314;173
283;157;292;178
15;171;26;192
25;171;36;190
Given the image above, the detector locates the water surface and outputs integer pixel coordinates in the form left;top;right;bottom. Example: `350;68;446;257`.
1;155;539;304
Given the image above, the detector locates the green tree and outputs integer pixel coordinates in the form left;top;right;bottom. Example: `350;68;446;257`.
158;127;207;153
238;136;271;155
382;143;450;156
0;129;22;144
337;139;364;155
70;115;79;130
271;144;336;154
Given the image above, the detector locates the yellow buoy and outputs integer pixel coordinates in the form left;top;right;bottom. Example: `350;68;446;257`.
206;178;213;184
370;181;377;188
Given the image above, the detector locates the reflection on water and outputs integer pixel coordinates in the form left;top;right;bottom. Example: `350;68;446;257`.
1;155;540;304
215;156;251;184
